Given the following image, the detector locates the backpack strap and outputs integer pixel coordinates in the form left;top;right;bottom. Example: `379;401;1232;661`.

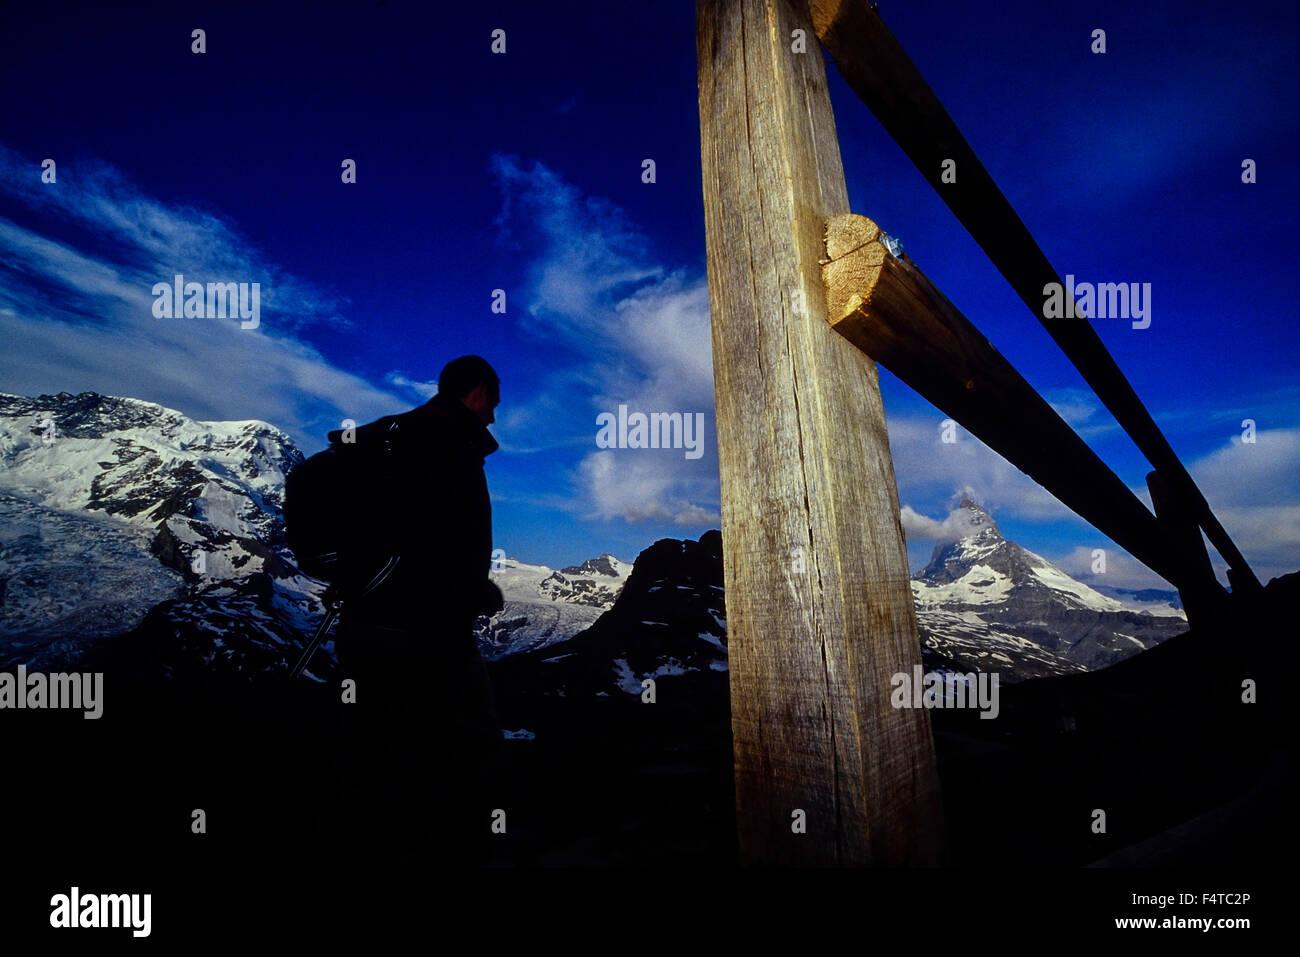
289;555;402;680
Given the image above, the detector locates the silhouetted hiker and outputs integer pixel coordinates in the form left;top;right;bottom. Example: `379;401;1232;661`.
330;355;504;867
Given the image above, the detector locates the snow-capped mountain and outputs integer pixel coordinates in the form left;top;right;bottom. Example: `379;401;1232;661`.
491;530;727;704
539;554;631;607
0;392;302;576
912;500;1188;678
0;391;1190;691
0;391;628;677
0;391;319;671
477;553;633;659
492;502;1189;709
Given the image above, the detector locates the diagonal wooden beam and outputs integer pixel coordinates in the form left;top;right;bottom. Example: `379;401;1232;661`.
823;212;1215;594
808;0;1260;593
698;0;944;865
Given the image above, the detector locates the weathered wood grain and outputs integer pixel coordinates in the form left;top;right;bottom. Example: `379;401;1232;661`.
697;0;944;865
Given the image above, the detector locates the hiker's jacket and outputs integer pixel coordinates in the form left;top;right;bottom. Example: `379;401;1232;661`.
327;392;499;631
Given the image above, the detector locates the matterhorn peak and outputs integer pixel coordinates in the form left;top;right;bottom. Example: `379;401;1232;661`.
915;500;1009;586
953;499;1002;542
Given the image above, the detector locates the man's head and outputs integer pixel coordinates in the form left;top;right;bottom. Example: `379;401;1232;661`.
437;355;500;426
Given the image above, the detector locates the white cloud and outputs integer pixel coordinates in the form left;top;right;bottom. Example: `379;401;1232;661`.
1211;506;1300;581
1044;387;1100;427
886;414;1078;525
1114;430;1300;584
1179;428;1300;582
385;372;438;400
490;154;717;527
0;145;402;450
899;502;992;544
577;451;717;526
1052;545;1177;592
892;419;1300;586
1184;428;1300;509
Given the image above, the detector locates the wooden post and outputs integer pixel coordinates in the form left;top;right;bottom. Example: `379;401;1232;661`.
697;0;944;865
822;213;1189;589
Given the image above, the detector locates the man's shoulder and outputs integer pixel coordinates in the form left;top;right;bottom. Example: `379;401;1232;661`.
326;403;436;445
330;396;493;461
399;397;497;459
389;401;458;445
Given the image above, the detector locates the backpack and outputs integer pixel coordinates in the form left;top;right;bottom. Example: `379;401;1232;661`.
283;424;402;680
283;425;397;589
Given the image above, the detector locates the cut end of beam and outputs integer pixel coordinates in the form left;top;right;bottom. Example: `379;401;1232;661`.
808;0;854;41
823;213;889;326
824;211;881;260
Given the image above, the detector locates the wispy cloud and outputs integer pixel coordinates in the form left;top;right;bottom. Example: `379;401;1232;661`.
1179;427;1300;582
886;414;1077;525
894;416;1300;587
1042;387;1122;441
900;501;994;545
490;154;718;527
0;144;402;448
1052;545;1174;593
384;371;438;400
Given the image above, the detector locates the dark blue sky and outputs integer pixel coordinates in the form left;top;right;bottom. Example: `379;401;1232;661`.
1;0;1297;588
